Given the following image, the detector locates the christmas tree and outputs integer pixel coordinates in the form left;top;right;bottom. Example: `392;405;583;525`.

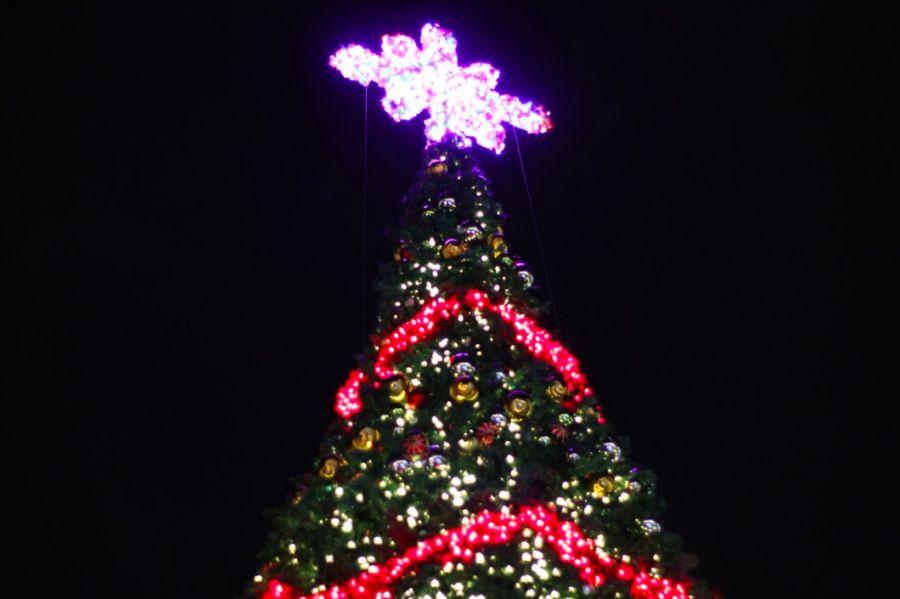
252;24;714;599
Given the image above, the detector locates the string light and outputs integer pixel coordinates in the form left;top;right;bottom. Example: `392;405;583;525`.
279;98;704;596
463;290;593;406
334;290;594;419
335;370;366;418
261;506;690;599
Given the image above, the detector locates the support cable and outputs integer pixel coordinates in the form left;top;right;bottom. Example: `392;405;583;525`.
512;127;562;336
362;85;369;353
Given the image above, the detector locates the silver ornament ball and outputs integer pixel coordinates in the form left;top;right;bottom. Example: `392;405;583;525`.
641;519;662;534
391;459;411;473
428;454;448;468
490;413;508;427
604;442;623;463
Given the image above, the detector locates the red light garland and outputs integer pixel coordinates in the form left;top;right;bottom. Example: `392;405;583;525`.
463;290;592;404
334;290;595;419
372;296;463;380
260;505;690;599
335;370;367;418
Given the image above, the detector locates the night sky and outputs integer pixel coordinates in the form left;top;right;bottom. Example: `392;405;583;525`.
4;4;888;599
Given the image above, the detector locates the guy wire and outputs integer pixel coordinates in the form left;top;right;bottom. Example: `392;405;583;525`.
512;127;562;336
362;85;368;353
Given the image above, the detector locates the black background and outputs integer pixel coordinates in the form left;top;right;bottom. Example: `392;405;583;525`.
4;3;888;598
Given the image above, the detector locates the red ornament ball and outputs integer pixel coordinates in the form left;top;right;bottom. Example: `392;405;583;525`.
403;430;430;460
407;389;427;409
475;422;500;446
549;423;568;443
394;243;410;262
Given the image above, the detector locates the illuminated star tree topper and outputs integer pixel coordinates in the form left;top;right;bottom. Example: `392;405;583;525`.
329;23;552;154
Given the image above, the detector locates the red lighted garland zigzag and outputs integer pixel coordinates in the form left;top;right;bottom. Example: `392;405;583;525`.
261;505;691;599
305;291;691;599
335;289;596;420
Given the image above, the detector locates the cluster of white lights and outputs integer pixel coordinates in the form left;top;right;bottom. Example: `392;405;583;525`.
329;24;551;153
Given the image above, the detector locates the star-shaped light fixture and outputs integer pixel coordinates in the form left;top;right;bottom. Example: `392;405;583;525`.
329;23;552;154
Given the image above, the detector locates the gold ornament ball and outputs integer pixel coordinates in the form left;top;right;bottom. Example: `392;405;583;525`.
352;427;380;451
488;234;508;258
387;375;409;402
592;476;616;497
442;240;465;259
450;376;479;402
319;455;345;479
291;486;307;505
427;161;447;176
504;392;533;421
546;379;568;401
458;437;477;455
